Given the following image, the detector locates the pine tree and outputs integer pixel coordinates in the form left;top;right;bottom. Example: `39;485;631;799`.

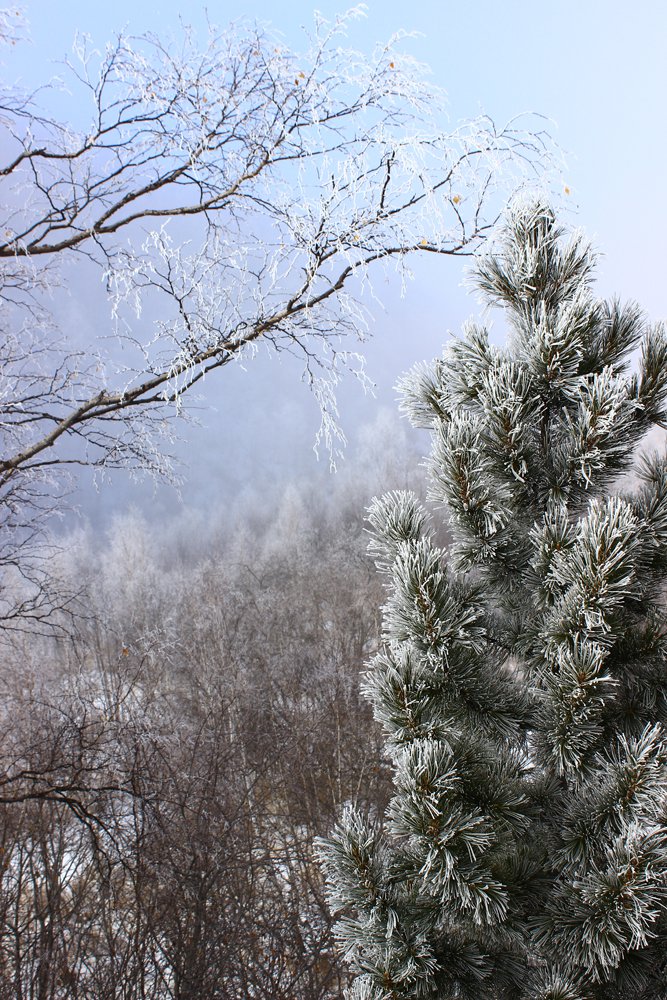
319;202;667;1000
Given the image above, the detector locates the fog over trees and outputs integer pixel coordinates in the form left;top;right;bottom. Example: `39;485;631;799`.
0;414;428;998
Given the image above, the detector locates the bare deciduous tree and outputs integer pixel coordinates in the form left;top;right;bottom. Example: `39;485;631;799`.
0;8;555;629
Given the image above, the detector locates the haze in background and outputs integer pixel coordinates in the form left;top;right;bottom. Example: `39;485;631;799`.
7;1;667;523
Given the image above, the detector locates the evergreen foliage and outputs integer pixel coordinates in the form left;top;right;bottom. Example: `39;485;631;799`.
320;203;667;1000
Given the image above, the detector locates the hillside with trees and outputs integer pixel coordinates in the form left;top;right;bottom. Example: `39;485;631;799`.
0;417;422;998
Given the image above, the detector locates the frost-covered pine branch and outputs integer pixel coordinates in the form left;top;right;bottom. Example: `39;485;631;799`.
319;201;667;1000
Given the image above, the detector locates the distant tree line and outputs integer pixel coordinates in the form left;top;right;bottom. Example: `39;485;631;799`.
0;419;426;999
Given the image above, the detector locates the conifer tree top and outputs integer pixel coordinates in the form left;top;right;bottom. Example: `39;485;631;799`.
320;202;667;1000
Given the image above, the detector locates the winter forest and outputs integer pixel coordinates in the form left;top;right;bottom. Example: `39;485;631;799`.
1;5;666;1000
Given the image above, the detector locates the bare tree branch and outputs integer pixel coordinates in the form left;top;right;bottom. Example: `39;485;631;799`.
0;9;557;631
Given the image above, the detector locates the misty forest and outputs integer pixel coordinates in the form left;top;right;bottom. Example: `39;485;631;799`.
0;7;666;1000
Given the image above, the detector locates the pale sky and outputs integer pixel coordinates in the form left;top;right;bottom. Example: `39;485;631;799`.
7;1;667;514
13;0;665;311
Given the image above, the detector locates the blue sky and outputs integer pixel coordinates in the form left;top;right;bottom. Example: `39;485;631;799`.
7;1;667;509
